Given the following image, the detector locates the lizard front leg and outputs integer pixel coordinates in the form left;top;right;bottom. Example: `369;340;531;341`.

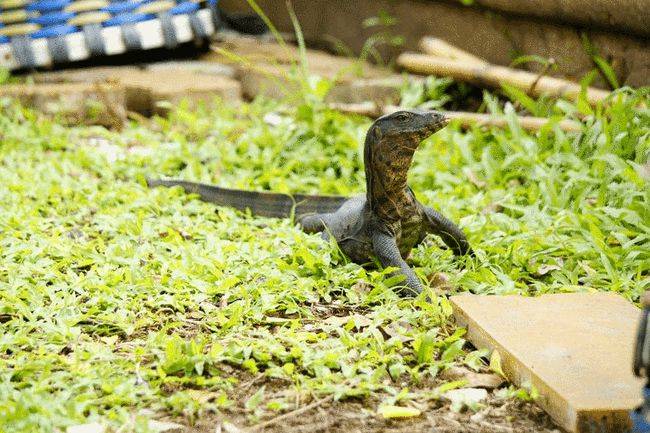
372;231;423;296
298;213;329;233
422;206;473;256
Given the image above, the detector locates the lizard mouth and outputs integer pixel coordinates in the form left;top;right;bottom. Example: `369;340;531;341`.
422;116;449;137
432;116;449;129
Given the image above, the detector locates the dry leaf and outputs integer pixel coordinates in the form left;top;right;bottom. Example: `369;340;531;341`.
441;366;505;389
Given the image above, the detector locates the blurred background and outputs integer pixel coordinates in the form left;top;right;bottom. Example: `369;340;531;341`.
219;0;649;88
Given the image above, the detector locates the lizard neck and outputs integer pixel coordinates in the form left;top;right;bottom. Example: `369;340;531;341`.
364;132;417;222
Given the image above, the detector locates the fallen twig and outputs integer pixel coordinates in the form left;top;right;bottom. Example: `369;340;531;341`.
527;58;556;96
249;394;334;431
240;373;265;391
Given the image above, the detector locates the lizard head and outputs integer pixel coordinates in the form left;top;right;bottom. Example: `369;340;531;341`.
370;109;448;151
366;109;448;160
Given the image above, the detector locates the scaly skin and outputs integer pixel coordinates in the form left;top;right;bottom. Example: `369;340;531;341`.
299;110;472;295
148;109;472;296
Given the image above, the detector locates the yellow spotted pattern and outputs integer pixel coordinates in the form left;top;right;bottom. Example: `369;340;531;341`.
0;22;39;36
0;0;28;9
64;0;108;13
0;9;30;23
136;0;175;14
67;10;109;24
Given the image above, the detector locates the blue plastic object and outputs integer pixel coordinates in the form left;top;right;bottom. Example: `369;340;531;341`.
0;0;220;69
26;0;70;12
102;0;142;14
631;387;650;432
102;12;152;26
170;1;198;15
28;10;74;25
31;23;76;38
632;302;650;433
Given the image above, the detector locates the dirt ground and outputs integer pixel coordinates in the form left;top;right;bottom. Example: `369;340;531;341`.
189;396;559;433
180;373;561;433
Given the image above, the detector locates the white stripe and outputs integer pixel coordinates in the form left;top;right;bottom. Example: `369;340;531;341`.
137;19;164;49
102;25;126;55
67;32;90;61
173;14;192;42
200;10;215;34
31;38;52;66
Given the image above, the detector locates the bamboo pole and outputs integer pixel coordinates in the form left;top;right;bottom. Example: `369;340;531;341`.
447;110;582;133
382;105;583;133
418;37;487;67
327;101;382;117
397;52;610;105
329;102;583;133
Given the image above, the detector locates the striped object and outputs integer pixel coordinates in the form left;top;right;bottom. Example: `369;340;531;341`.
0;0;219;69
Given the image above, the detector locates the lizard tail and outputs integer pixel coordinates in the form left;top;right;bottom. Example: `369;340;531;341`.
146;178;349;219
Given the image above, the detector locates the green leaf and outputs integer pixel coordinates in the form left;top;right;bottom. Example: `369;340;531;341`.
0;68;10;84
245;386;266;411
416;330;437;364
500;83;540;116
592;56;619;89
441;339;466;363
377;405;421;419
464;349;489;371
489;350;506;378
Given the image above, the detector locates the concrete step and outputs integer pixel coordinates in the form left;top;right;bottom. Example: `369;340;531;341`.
451;292;643;433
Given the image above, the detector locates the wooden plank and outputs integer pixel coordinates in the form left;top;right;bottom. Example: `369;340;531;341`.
451;292;643;433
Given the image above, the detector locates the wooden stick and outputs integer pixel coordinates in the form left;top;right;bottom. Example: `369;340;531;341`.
447;111;582;133
397;53;610;105
327;101;382;117
330;102;582;133
382;105;583;133
418;37;487;67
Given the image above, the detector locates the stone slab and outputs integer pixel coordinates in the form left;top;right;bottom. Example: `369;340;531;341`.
236;62;403;104
32;67;242;115
33;66;142;85
206;35;405;104
470;0;648;38
0;82;126;128
116;70;242;116
145;61;237;79
450;292;643;433
206;34;390;81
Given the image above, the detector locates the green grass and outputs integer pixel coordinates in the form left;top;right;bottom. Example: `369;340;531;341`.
0;84;648;432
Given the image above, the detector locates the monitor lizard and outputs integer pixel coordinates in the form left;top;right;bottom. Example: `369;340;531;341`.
148;109;473;296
